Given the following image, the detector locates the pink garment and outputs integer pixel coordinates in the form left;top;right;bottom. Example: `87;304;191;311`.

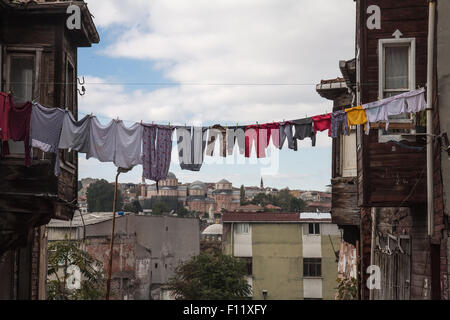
0;92;13;155
260;123;280;149
9;101;32;166
312;114;331;137
245;125;267;158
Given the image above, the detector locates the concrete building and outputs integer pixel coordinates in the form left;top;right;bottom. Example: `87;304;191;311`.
48;212;200;300
222;212;340;300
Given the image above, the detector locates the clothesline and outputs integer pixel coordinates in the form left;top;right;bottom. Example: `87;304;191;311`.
6;80;428;87
0;87;427;188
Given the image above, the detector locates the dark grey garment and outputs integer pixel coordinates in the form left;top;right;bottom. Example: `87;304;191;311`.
226;126;246;155
30;103;65;176
58;112;91;153
176;126;208;171
279;122;297;151
293;118;316;147
206;124;227;157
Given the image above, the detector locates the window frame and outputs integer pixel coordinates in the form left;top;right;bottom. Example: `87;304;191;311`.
377;38;416;142
3;46;42;158
303;258;322;278
308;223;320;235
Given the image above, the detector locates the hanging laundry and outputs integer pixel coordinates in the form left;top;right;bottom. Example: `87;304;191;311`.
30;103;65;175
86;117;116;163
362;102;387;135
87;117;143;169
9;101;32;166
245;125;268;158
142;124;174;187
206;124;227;157
404;87;427;113
279;121;297;151
330;110;349;138
0;92;13;156
345;106;367;128
176;126;208;171
226;126;246;155
58;112;91;153
115;121;143;169
293;118;316;147
362;88;427;133
312;114;331;136
260;122;280;149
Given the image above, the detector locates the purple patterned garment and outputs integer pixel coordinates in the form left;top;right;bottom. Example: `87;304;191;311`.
330;110;349;138
142;124;174;183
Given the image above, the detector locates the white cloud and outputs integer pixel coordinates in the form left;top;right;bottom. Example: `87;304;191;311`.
82;0;355;127
78;1;355;188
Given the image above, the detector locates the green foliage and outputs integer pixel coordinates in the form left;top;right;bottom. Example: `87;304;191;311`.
152;201;169;215
250;189;306;212
47;239;105;300
335;277;357;300
86;179;123;212
167;253;252;300
123;200;142;213
77;181;83;192
240;185;246;205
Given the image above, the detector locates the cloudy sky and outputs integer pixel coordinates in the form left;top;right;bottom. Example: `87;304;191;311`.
77;0;356;190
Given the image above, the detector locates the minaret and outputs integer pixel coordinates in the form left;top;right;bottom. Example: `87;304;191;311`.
260;177;264;190
140;176;147;199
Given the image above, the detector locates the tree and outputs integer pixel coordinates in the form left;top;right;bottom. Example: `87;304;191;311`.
77;180;83;192
167;253;251;300
240;185;246;205
47;239;105;300
250;190;306;212
152;201;169;215
123;200;142;213
250;193;274;207
176;204;190;217
86;179;122;212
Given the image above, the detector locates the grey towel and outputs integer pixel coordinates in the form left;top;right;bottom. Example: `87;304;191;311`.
30;103;65;175
87;117;142;169
58;112;91;153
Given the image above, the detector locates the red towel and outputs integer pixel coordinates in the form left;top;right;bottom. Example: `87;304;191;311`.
312;114;331;137
9;101;32;166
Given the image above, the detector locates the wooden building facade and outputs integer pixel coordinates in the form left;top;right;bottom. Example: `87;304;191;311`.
320;0;449;300
0;0;98;299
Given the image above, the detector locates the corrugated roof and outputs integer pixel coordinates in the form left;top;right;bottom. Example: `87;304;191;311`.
48;211;131;228
222;212;332;223
222;212;300;222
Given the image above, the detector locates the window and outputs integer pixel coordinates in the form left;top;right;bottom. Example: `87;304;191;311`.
6;54;35;154
378;38;416;141
235;223;249;234
303;258;321;277
308;223;320;235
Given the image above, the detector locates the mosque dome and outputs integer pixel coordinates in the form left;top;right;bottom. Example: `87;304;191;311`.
202;224;223;235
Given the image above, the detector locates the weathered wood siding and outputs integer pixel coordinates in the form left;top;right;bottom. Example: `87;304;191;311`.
357;0;428;207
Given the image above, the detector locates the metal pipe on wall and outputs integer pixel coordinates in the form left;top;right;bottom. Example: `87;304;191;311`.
426;0;436;237
369;207;376;300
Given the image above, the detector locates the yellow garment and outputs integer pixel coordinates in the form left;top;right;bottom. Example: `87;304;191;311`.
345;106;367;128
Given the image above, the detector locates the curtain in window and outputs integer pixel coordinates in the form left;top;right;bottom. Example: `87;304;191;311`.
385;46;409;90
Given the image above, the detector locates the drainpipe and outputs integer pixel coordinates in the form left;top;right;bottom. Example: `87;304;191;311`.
369;207;376;300
231;223;234;256
427;0;436;237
